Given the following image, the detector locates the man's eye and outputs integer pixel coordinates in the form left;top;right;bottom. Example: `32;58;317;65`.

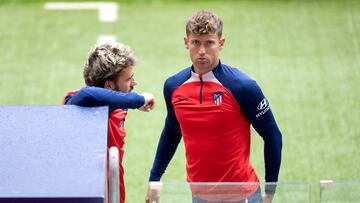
206;41;215;46
192;41;200;45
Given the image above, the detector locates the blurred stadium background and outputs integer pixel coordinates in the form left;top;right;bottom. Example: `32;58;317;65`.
0;0;359;202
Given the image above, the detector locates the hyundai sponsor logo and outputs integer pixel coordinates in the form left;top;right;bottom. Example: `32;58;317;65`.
257;98;269;110
256;98;270;118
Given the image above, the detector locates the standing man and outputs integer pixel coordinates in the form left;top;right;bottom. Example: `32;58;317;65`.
63;42;155;203
145;11;282;203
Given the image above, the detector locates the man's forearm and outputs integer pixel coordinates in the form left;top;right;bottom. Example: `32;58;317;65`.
66;86;145;110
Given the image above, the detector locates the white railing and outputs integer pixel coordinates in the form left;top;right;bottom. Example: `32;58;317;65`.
109;147;120;203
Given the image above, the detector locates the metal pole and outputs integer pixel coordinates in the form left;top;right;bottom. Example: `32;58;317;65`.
109;147;120;203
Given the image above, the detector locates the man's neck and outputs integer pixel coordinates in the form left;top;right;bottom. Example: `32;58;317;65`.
193;61;220;75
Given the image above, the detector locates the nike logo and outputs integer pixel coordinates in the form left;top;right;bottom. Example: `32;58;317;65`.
179;97;189;101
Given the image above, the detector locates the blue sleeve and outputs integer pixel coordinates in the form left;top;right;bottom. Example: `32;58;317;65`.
64;86;145;111
240;80;282;184
214;65;282;185
149;79;182;181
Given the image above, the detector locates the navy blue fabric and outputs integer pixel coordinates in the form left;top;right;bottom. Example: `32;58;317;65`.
64;86;145;111
213;63;282;182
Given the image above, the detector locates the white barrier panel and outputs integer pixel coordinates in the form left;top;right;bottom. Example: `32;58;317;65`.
0;106;109;203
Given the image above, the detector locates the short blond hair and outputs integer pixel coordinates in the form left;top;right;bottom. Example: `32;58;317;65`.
83;42;136;87
186;11;223;38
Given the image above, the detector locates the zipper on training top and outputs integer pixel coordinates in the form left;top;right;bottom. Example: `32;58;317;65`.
199;75;203;104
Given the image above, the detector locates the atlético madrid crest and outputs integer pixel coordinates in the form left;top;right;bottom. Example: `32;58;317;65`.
213;92;223;105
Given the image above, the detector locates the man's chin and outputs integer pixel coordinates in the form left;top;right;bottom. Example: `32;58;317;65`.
196;62;211;68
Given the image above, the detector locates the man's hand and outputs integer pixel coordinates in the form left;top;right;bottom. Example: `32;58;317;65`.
138;93;155;112
263;193;274;203
145;184;161;203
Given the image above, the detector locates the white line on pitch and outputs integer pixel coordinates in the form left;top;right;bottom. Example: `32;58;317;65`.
44;2;118;22
97;35;118;45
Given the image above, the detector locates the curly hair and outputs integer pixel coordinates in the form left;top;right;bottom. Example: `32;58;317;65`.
83;42;136;87
186;11;223;38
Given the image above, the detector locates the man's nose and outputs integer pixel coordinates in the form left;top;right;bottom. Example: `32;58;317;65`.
132;78;138;86
198;45;206;55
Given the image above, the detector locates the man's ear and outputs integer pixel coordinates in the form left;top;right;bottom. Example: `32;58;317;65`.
104;80;114;90
184;36;189;49
219;37;225;50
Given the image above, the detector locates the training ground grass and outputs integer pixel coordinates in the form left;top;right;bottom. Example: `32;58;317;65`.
0;1;359;202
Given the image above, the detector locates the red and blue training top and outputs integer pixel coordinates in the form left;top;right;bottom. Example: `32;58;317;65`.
149;62;282;190
63;86;145;203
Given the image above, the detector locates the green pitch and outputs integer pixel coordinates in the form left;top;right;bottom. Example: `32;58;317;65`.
0;1;359;202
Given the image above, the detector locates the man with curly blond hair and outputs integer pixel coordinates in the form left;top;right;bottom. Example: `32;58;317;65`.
146;11;282;203
63;42;155;203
